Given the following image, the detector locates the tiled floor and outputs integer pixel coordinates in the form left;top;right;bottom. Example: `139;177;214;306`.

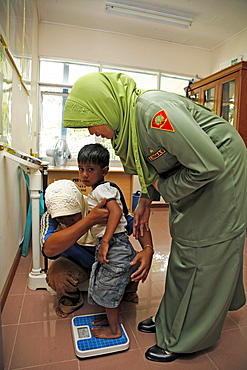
2;207;247;370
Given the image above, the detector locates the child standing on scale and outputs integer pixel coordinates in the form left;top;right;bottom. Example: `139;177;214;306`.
78;143;154;339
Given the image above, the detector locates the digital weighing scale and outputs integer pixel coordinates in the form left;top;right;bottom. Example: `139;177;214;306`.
72;313;130;358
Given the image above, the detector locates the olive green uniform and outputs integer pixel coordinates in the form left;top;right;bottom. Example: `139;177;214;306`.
136;91;247;353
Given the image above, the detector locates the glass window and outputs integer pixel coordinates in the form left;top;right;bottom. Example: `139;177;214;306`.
40;60;99;84
204;87;215;113
102;66;158;89
160;74;190;95
68;63;99;85
40;93;65;157
40;91;100;159
39;60;105;161
221;80;235;125
40;60;65;84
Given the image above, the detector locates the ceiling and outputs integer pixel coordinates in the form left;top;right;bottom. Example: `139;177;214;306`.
36;0;247;51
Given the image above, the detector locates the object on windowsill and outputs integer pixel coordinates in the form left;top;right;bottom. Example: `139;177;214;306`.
46;139;71;166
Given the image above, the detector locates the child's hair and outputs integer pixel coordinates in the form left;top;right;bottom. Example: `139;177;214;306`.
77;143;109;168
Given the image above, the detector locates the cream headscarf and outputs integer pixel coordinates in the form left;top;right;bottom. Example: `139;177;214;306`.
45;179;96;246
63;72;159;194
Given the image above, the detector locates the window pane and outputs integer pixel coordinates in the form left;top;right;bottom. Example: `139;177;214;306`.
40;94;65;156
204;87;215;113
68;64;99;84
40;60;99;85
221;80;235;125
40;92;120;161
40;61;64;84
102;67;158;89
40;93;93;158
66;128;96;157
160;75;189;95
95;137;120;161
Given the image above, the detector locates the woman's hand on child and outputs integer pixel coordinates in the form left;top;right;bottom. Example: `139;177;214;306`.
129;247;153;283
133;198;152;239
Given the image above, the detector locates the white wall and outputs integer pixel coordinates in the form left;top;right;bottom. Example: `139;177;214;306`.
39;23;212;78
39;22;247;79
211;28;247;73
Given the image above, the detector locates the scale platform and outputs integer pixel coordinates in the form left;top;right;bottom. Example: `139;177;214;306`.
72;313;129;358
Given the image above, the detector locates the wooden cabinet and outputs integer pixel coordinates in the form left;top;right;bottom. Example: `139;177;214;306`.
187;61;247;145
47;166;134;210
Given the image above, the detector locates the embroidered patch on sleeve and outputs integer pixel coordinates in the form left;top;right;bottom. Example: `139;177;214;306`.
151;110;175;132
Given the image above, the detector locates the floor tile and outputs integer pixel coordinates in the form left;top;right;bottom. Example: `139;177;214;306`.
20;290;61;323
2;207;247;370
16;255;32;274
2;295;24;325
222;315;240;331
205;328;247;370
22;359;80;369
228;303;247;326
8;272;28;296
9;320;76;368
78;348;149;370
2;324;18;370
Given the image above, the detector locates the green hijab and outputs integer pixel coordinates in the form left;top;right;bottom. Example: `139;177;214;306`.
63;72;158;194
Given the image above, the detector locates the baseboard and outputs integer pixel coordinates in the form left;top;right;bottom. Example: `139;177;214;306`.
0;247;22;312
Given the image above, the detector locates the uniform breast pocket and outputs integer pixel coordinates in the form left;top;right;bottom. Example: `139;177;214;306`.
148;149;179;173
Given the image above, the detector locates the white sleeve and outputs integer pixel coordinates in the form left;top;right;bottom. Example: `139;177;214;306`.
93;183;119;203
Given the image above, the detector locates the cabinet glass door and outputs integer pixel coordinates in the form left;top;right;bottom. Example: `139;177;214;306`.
204;87;215;113
221;79;235;125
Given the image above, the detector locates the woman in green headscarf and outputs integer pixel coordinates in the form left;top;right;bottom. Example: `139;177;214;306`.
63;72;247;363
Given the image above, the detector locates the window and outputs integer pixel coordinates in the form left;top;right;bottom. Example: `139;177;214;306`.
39;59;191;162
39;60;101;160
40;91;66;157
102;66;158;89
40;60;99;85
160;74;190;95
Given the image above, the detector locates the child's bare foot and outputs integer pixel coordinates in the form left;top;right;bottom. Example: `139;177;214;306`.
91;326;122;339
55;307;69;318
92;315;123;326
92;315;108;326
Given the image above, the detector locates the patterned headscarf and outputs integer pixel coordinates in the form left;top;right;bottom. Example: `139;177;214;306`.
63;72;159;194
45;179;96;246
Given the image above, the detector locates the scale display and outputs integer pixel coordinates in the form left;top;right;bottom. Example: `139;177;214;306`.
77;326;91;339
72;313;129;358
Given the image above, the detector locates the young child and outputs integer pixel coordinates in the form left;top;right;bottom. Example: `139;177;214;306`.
78;143;154;339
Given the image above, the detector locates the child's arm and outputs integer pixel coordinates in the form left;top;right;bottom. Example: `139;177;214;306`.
97;199;122;263
130;228;154;283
